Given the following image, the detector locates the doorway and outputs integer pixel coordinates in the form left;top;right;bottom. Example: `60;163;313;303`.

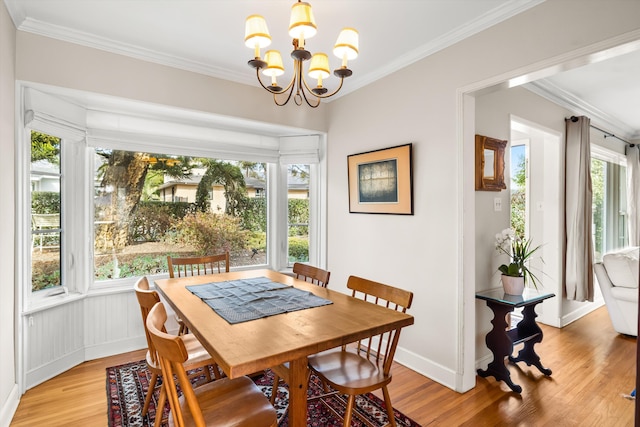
510;116;563;327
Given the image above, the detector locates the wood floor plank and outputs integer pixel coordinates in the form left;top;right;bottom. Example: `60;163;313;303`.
9;306;637;426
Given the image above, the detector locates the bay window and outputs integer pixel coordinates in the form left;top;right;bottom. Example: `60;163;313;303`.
20;86;325;306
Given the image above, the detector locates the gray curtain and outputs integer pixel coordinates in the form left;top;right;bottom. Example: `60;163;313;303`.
564;116;594;302
627;145;640;246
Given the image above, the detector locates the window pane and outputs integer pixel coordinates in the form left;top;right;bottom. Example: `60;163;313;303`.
510;144;527;238
591;155;627;262
617;166;628;249
93;149;268;280
288;164;310;265
592;158;605;260
30;131;62;291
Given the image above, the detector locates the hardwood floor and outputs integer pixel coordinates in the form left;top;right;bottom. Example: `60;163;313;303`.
10;306;636;426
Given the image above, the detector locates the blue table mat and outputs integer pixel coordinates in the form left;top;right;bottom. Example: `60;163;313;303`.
186;276;332;324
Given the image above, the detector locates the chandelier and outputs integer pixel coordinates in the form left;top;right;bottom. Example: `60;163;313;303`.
244;0;358;108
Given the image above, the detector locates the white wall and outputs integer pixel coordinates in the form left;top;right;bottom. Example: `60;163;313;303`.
0;2;17;426
326;0;640;391
3;3;640;422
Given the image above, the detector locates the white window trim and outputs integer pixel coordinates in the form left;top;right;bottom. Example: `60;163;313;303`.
591;143;626;166
590;143;628;257
17;82;327;311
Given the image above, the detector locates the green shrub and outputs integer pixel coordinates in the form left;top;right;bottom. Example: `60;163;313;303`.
247;232;267;251
32;192;60;214
288;199;309;236
94;254;168;280
130;201;195;242
175;211;249;255
288;236;309;262
239;197;267;232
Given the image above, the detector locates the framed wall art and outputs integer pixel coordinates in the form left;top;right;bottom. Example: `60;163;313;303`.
347;143;413;215
475;134;507;191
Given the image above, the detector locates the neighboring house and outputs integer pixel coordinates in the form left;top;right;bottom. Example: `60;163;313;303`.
30;160;59;193
157;174;203;203
157;174;303;211
287;175;309;200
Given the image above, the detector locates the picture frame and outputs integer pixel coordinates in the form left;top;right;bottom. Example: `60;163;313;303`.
475;134;507;191
347;143;413;215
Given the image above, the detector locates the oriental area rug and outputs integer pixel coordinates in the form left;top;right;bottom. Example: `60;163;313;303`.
106;360;421;427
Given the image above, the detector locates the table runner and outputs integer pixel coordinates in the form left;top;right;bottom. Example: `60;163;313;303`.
186;276;332;324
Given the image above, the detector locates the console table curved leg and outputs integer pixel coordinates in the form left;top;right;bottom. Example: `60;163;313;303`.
476;302;522;393
508;304;552;376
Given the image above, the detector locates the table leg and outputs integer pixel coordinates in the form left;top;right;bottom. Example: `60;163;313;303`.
508;303;552;376
288;357;309;427
476;301;522;393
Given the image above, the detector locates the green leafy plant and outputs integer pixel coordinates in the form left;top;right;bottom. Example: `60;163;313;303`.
495;228;543;289
174;211;249;255
288;236;309;262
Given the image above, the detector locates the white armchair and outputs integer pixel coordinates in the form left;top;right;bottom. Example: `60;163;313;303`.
593;247;639;336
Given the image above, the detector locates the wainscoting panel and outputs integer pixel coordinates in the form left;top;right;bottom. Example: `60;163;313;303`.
84;290;143;346
24;299;85;389
24;288;150;389
83;289;147;360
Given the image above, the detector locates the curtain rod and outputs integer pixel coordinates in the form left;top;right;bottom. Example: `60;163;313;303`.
569;115;631;146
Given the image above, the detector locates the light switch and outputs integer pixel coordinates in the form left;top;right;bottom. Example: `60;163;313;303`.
494;197;502;212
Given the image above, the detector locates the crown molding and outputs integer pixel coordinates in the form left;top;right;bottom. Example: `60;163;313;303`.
525;80;638;141
333;0;546;99
16;17;256;85
9;1;545;99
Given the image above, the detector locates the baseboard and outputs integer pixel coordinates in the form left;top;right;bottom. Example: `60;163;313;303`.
25;348;85;390
24;337;147;392
0;383;20;427
394;345;459;391
84;336;147;361
561;299;604;327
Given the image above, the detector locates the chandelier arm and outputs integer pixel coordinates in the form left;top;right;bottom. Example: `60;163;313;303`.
300;73;318;96
273;82;297;106
299;83;321;108
293;59;319;107
302;75;345;99
254;68;296;95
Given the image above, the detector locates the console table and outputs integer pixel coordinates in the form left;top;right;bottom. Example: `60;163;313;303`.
476;288;555;393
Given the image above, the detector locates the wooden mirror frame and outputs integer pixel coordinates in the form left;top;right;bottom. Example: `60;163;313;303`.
475;134;507;191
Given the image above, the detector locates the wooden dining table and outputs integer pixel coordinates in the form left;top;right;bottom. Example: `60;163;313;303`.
154;268;414;427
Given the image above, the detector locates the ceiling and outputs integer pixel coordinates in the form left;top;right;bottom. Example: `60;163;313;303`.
4;0;640;140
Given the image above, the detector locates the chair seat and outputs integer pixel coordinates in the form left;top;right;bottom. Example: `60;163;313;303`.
146;332;213;372
169;376;277;427
182;333;216;364
308;348;391;394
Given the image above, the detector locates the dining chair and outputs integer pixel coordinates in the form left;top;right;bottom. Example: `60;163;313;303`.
269;263;331;407
167;252;230;277
307;275;413;427
167;252;230;334
146;301;278;427
292;262;330;287
134;276;221;423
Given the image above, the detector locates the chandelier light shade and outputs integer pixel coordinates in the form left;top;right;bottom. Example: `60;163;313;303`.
245;0;358;107
288;2;317;42
334;28;359;62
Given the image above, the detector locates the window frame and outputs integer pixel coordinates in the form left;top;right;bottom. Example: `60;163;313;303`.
19;124;91;310
591;145;628;261
18;84;327;311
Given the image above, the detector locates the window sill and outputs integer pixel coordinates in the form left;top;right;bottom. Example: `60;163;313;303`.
23;290;85;316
